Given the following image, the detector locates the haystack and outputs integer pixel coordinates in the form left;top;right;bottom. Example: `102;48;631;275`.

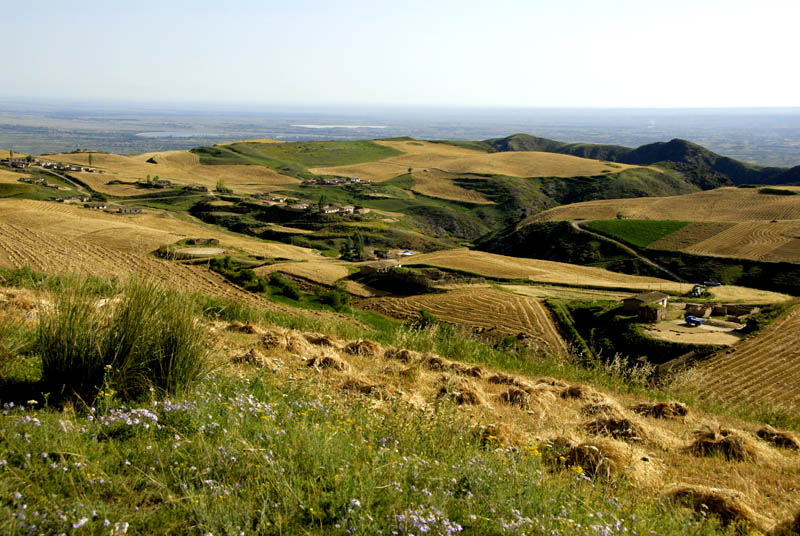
383;347;420;364
664;484;765;529
474;423;515;448
561;383;603;401
304;332;344;349
343;339;382;358
535;377;569;389
231;348;269;368
450;362;486;378
487;372;532;391
756;425;800;450
771;510;800;536
262;328;314;355
584;416;647;443
226;321;264;335
580;400;625;418
499;388;534;409
307;350;350;372
436;376;486;406
686;427;761;462
341;376;384;398
546;436;661;486
423;354;452;371
631;401;688;419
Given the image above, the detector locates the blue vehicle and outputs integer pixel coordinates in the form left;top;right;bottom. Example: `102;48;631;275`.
685;315;706;326
703;281;722;287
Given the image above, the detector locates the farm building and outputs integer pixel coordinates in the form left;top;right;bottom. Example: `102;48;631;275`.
117;207;142;215
360;260;401;276
685;303;712;318
622;291;669;313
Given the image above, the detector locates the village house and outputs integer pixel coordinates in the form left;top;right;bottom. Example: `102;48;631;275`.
282;202;310;212
353;206;370;215
622;291;669;322
84;202;108;210
117;207;142;215
359;260;401;276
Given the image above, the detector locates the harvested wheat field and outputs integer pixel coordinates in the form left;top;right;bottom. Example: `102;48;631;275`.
0;198;318;260
47;150;300;196
410;169;494;204
221;323;800;529
673;303;800;409
357;287;568;357
410;250;790;303
255;261;352;287
682;221;800;262
311;139;643;182
0;169;31;184
533;187;800;223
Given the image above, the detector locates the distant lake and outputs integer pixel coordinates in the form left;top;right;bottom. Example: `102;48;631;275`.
135;131;220;138
291;124;388;129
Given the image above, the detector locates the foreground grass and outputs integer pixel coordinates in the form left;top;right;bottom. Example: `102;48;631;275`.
0;373;742;536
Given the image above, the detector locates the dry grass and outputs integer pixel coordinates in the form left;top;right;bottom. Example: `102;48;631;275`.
231;348;269;368
436;375;486;406
685;221;800;263
342;339;382;358
583;416;647;443
685;427;762;462
307;350;351;372
0;169;30;184
262;328;315;356
48;150;299;195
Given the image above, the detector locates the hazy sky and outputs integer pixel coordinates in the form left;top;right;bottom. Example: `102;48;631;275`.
4;0;799;108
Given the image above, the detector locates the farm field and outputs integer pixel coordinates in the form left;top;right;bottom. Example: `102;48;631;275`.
0;199;318;260
255;261;353;287
678;303;800;408
356;286;568;357
44;150;300;196
409;249;791;303
311;139;644;182
499;284;631;302
0;169;30;184
410;168;494;204
642;319;744;346
683;221;800;262
532;186;800;223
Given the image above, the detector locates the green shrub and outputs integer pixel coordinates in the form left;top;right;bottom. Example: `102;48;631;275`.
316;284;351;312
269;273;302;300
38;278;210;403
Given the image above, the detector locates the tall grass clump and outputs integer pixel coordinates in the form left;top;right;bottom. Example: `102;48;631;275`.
38;278;209;403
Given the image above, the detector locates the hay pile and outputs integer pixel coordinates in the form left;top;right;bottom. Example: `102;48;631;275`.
561;383;603;401
756;425;800;450
231;348;269;368
226;321;264;335
487;372;532;391
474;423;515;448
499;388;534;409
449;362;486;378
436;376;486;406
341;376;384;398
545;436;660;486
771;510;800;536
343;339;382;358
307;350;350;372
304;332;344;349
423;354;452;371
580;400;625;417
584;416;647;443
686;427;761;462
664;484;765;529
262;328;314;355
631;401;688;419
535;377;569;389
383;347;420;364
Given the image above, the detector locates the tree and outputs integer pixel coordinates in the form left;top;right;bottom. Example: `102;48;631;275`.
88;154;93;167
25;154;33;163
215;180;232;194
317;194;327;212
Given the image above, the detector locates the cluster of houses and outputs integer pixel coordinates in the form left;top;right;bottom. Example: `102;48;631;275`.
262;199;371;216
301;176;371;186
2;157;100;174
18;176;60;189
82;202;142;215
55;195;90;204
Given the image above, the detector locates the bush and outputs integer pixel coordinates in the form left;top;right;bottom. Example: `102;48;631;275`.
269;273;302;300
38;278;210;403
316;284;351;312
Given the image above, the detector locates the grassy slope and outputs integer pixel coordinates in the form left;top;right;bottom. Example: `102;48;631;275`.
583;220;691;248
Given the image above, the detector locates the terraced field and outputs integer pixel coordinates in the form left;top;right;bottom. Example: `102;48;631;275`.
684;221;800;262
358;287;568;357
46;150;300;196
311;140;643;182
685;303;800;408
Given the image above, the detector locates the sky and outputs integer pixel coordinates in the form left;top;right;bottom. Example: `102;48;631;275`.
4;0;800;108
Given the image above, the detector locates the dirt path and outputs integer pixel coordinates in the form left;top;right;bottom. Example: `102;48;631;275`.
572;221;689;283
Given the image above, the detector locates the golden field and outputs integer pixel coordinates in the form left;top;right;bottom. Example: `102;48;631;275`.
311;139;644;182
43;150;299;196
